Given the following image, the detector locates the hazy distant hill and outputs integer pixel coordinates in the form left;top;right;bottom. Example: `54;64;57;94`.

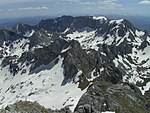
0;16;50;29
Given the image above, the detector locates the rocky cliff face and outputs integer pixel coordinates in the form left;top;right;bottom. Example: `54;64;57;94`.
75;82;149;113
0;16;150;113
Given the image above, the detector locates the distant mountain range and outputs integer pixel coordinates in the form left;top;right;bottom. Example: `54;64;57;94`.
0;15;150;32
0;15;150;113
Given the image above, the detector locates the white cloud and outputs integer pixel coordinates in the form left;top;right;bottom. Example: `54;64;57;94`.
0;0;35;4
50;0;80;3
139;0;150;5
79;0;122;10
79;1;96;5
0;0;80;4
8;9;14;11
103;0;118;3
18;7;49;11
98;0;122;9
58;0;80;2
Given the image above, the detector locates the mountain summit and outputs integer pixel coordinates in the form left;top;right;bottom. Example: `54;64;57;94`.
0;16;150;113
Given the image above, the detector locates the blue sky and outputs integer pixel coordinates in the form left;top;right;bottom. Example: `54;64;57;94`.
0;0;150;19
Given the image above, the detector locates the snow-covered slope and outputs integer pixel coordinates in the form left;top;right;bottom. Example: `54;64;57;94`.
64;18;150;95
0;55;86;111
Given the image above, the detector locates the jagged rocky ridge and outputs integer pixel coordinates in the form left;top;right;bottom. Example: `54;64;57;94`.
0;16;150;113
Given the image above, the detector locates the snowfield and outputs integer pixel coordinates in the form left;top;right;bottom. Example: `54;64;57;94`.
0;56;86;112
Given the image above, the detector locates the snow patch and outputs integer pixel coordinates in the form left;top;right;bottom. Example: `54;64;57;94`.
2;38;30;57
88;68;104;81
105;34;114;45
139;81;150;95
101;111;115;113
67;30;102;51
135;30;145;37
93;16;107;21
63;28;70;34
24;30;35;37
61;46;71;53
110;19;124;24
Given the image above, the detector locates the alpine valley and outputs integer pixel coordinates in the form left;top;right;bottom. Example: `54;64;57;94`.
0;16;150;113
